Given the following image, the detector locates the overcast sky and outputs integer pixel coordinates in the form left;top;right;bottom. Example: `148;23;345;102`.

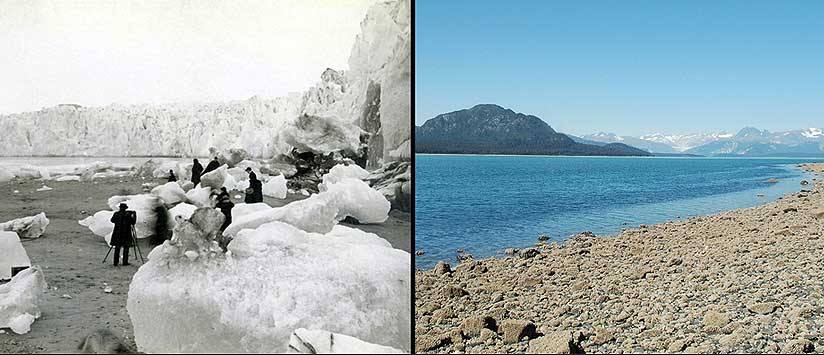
0;0;373;114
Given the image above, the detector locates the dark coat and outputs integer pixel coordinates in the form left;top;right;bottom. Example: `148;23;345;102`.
245;178;263;203
191;161;204;185
110;210;136;247
168;172;177;182
247;171;257;182
204;160;220;174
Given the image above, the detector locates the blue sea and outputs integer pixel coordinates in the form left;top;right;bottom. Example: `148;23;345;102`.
415;155;822;268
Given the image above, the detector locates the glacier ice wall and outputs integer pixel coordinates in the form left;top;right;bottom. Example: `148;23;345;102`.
0;0;410;168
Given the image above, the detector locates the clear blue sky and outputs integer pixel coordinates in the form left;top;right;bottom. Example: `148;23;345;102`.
415;0;824;136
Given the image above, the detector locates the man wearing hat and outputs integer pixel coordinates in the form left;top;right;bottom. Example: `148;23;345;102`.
109;203;137;266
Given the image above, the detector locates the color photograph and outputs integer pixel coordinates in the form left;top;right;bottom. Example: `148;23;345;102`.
415;1;824;353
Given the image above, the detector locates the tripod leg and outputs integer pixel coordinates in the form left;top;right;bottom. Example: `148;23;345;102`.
102;245;114;263
131;226;145;264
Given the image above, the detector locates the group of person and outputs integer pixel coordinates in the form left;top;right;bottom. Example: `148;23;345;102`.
109;157;269;266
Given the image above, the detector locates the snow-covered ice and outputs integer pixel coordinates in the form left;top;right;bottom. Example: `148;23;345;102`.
0;231;31;280
287;328;405;354
127;221;410;353
262;174;287;199
0;266;47;334
0;213;50;239
35;185;52;192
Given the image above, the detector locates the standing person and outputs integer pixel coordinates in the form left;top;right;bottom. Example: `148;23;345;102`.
167;170;177;182
215;194;234;232
245;167;257;182
191;158;204;186
204;157;220;174
245;175;263;203
109;203;136;266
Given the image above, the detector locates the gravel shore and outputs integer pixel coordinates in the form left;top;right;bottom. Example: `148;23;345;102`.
415;163;824;354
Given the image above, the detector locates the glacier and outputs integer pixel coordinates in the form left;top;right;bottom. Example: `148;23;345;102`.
0;0;411;168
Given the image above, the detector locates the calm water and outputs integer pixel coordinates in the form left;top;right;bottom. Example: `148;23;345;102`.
415;155;822;268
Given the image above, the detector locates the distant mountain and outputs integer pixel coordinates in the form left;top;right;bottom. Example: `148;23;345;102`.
581;132;677;153
685;127;824;157
637;132;733;152
415;104;651;156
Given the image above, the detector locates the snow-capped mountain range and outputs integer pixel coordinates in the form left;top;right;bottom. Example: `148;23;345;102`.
580;127;824;156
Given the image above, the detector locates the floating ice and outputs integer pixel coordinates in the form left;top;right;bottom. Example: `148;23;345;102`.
0;266;47;334
0;213;50;239
262;174;287;199
151;182;187;206
128;221;410;353
0;231;31;280
287;328;405;354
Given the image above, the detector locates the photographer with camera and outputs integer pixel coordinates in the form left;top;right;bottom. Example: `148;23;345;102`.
109;203;137;266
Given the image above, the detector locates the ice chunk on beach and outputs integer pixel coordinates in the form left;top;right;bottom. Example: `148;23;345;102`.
223;194;338;236
185;186;213;207
262;174;287;199
177;180;194;192
222;173;238;191
200;165;228;190
0;266;47;334
231;203;272;220
0;167;13;183
0;213;50;239
151;182;187;206
128;221;410;353
35;185;52;192
79;210;115;238
55;175;81;182
322;164;370;186
288;328;405;354
323;178;390;224
169;203;198;221
0;231;31;280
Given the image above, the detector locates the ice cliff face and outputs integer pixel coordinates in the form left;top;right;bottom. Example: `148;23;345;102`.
0;0;410;168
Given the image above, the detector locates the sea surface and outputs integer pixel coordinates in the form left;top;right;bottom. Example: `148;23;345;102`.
415;155;822;268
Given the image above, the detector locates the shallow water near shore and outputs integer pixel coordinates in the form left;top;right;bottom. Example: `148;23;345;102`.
415;155;823;268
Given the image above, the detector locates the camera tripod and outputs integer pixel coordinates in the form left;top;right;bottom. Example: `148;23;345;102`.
102;225;145;265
